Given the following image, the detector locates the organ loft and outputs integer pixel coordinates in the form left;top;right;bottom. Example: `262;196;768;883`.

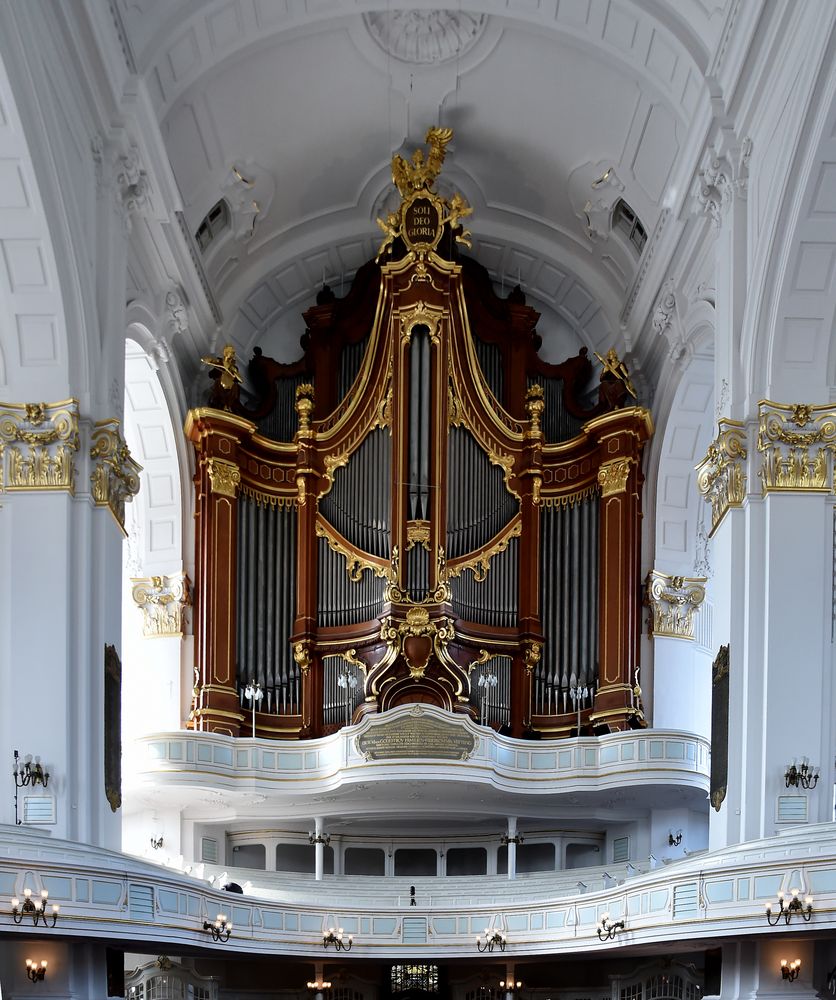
186;128;653;742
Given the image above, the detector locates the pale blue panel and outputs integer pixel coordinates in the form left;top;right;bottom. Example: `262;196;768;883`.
45;876;72;900
584;748;596;766
518;752;530;768
434;918;456;934
188;896;200;916
638;742;646;760
148;742;166;759
168;742;183;760
737;878;750;900
0;874;16;895
621;744;635;760
600;746;618;764
470;915;490;931
649;890;668;911
687;744;696;760
649;740;665;759
214;746;233;766
506;914;527;930
262;751;275;768
627;895;641;916
278;752;304;770
186;742;194;762
706;880;733;903
338;916;358;933
361;918;370;934
531;912;544;930
373;917;397;934
179;893;187;912
558;751;572;768
532;753;556;770
236;750;249;768
666;742;685;760
158;890;178;913
810;869;836;891
497;748;516;767
91;881;122;905
305;752;318;768
285;913;298;931
578;905;597;924
300;914;322;932
262;911;283;929
232;905;250;926
75;879;89;902
545;911;565;928
754;875;782;899
641;893;648;913
197;744;212;763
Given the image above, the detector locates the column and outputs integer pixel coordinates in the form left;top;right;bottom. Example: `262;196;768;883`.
506;817;518;881
314;816;326;881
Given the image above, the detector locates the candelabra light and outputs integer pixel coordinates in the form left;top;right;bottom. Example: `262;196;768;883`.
765;889;813;925
597;912;625;940
25;959;47;983
150;836;164;850
323;926;352;950
668;830;683;847
307;981;332;992
244;679;263;737
12;889;59;927
500;980;522;995
476;928;507;952
13;751;49;788
785;759;819;789
203;913;232;942
780;960;801;982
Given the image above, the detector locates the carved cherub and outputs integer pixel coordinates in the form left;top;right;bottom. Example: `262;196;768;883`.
201;343;243;411
375;211;401;262
442;191;473;247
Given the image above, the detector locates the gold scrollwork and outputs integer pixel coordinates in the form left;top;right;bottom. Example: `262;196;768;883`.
384;544;451;605
757;400;836;493
131;572;191;638
0;399;79;492
293;640;313;675
316;519;387;581
206;457;241;498
240;483;296;509
645;570;706;640
597;457;633;497
399;301;443;345
696;419;747;534
448;519;522;582
523;640;542;673
90;419;142;531
406;520;431;551
295;383;315;437
378;606;457;681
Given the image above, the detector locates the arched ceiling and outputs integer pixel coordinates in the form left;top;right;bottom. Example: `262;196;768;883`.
116;0;730;382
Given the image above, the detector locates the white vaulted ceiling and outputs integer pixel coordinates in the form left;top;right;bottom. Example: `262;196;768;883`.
115;0;728;383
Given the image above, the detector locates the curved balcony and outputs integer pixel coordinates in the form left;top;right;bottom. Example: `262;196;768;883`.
2;823;834;959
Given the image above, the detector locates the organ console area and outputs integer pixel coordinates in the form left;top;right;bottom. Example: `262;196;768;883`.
186;129;652;742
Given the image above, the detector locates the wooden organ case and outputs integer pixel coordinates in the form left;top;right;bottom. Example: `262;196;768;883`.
186;129;653;741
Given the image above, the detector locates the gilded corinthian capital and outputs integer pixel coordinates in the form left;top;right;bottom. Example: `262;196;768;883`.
757;400;836;494
696;419;747;535
90;419;142;531
645;571;707;640
131;573;191;637
0;399;79;492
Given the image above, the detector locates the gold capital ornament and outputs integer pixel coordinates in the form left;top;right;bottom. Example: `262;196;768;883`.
696;419;747;534
131;573;191;637
0;399;79;492
757;400;836;493
645;571;707;640
90;419;142;531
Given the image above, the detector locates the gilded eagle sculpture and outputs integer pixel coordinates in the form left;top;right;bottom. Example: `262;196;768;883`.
376;126;472;261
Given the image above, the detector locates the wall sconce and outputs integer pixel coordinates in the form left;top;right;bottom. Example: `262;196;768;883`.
12;889;59;927
668;830;683;847
150;836;164;850
500;833;524;846
785;759;819;789
476;928;507;952
203;913;232;942
499;980;522;995
323;926;352;951
307;981;332;992
26;959;48;982
780;960;801;982
14;751;49;788
766;889;813;925
597;912;625;940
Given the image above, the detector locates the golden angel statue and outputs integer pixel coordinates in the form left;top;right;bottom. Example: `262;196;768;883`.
201;343;243;411
391;126;453;196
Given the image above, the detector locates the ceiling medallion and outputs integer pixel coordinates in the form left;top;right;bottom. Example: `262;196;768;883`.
364;11;486;65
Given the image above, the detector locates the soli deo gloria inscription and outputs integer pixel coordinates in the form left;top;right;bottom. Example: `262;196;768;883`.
357;712;476;761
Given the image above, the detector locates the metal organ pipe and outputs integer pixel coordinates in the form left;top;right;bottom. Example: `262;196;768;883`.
408;327;431;521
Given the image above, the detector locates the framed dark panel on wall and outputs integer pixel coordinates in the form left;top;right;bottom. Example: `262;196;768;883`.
104;644;122;813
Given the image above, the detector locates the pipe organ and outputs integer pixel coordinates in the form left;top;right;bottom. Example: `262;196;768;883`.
186;128;652;740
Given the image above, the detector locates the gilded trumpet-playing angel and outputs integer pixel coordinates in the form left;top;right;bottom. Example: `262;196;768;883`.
201;343;243;411
391;126;453;197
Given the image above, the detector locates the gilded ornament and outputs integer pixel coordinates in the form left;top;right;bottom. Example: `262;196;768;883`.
316;519;387;581
645;571;706;640
696;419;747;534
0;399;79;492
406;520;431;550
131;573;191;638
206;457;241;498
200;344;242;411
597;457;632;497
399;301;442;345
524;383;545;437
293;641;313;675
90;419;142;530
448;520;522;582
757;400;836;494
295;383;315;436
523;641;542;673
